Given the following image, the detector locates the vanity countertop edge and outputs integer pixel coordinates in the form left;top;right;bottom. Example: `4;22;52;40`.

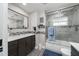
8;33;35;42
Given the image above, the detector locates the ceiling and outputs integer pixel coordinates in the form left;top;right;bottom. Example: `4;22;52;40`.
10;3;78;14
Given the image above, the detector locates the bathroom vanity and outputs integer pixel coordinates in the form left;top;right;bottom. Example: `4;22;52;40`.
8;34;35;56
8;7;36;56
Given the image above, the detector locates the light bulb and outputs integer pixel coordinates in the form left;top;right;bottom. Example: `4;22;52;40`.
22;3;27;5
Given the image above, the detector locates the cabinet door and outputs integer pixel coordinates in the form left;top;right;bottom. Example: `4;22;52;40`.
8;35;35;56
18;38;26;56
24;35;35;55
25;37;32;55
31;35;35;50
8;40;18;56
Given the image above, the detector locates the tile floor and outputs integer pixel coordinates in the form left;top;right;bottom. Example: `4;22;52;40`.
28;48;45;56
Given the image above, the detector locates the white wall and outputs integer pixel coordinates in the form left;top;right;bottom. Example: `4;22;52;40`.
8;4;29;17
38;11;46;49
29;12;39;31
0;3;8;56
30;12;38;27
38;11;46;32
29;11;46;30
29;11;46;49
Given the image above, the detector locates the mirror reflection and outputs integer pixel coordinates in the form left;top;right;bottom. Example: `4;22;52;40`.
8;8;28;29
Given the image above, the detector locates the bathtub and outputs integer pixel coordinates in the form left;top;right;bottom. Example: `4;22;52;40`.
46;40;71;56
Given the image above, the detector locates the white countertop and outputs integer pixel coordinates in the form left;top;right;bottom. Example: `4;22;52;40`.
8;33;35;42
69;42;79;52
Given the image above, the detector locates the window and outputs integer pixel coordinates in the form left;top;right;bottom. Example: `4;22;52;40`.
53;16;68;26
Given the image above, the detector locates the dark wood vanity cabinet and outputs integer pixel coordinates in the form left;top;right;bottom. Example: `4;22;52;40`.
8;40;18;56
8;35;35;56
31;35;35;50
18;38;26;56
25;37;32;54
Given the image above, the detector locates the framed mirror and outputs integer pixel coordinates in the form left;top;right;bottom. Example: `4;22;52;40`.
8;8;29;30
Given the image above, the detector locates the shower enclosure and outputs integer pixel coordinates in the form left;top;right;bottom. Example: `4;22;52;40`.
46;4;79;56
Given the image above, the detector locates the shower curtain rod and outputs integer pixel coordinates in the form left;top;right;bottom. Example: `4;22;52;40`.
46;4;79;15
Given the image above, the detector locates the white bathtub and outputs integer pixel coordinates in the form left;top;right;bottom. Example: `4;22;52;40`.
46;40;71;56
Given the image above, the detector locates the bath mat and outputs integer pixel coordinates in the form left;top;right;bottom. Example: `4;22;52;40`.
43;49;62;56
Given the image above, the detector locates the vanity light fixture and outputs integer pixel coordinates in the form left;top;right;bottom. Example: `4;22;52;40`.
22;3;27;5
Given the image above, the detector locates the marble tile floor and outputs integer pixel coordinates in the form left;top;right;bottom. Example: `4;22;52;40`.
28;48;45;56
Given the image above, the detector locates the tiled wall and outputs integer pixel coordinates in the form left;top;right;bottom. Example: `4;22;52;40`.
55;26;79;43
